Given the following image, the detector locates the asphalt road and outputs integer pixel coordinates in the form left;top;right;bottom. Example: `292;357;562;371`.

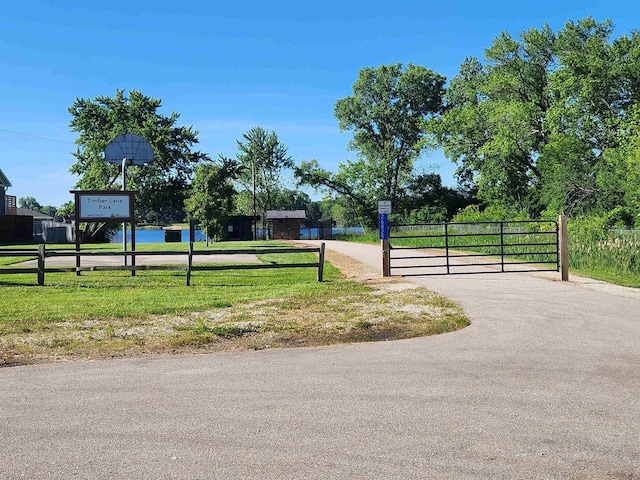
1;240;639;479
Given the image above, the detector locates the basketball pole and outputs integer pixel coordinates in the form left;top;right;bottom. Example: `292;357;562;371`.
104;134;154;265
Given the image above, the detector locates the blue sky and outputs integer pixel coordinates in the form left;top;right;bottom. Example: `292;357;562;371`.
1;0;639;208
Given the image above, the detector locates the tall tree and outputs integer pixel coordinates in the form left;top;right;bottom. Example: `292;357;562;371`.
431;17;640;218
41;205;58;218
68;89;209;239
297;63;445;227
296;158;379;227
395;173;474;224
540;19;640;215
235;127;293;221
18;196;43;212
184;156;241;241
428;25;556;212
597;106;640;223
17;197;57;218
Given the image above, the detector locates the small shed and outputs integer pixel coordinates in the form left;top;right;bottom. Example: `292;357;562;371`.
225;215;260;241
267;210;306;240
17;208;54;242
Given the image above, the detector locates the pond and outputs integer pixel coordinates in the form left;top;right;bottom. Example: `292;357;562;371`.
109;228;206;244
109;226;365;243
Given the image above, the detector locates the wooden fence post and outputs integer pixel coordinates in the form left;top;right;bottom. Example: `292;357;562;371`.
37;244;45;286
131;222;136;277
381;238;390;277
317;242;325;282
559;215;569;281
186;242;194;286
75;220;81;276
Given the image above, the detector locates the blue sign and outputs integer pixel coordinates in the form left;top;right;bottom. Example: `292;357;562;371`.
379;213;389;240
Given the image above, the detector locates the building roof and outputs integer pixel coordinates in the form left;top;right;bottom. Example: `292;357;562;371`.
266;210;306;220
16;207;54;221
0;168;11;188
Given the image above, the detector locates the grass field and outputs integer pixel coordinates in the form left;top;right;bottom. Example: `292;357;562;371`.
0;241;469;366
567;227;640;288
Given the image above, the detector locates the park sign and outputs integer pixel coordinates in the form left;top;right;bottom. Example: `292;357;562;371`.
71;190;136;222
378;200;392;214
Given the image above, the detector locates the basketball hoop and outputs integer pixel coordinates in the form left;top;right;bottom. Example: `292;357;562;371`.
105;133;154;166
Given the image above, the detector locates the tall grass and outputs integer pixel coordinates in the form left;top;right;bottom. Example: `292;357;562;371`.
568;217;640;286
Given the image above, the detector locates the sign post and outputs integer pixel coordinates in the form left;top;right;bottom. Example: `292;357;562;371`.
378;201;391;277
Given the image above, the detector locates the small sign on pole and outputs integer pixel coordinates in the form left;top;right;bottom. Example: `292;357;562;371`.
378;201;392;277
378;200;392;215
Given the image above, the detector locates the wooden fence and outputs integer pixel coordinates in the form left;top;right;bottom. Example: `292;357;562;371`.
0;243;326;286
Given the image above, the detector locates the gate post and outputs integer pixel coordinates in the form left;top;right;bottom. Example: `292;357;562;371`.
559;215;569;281
382;238;390;277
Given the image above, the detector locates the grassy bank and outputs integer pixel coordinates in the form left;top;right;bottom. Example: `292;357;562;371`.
568;220;640;288
0;242;468;366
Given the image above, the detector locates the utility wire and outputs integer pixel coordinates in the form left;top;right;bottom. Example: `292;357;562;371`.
0;128;75;145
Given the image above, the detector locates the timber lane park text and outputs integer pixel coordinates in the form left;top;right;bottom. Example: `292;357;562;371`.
87;197;125;210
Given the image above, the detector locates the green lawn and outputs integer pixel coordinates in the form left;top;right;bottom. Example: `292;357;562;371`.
0;241;337;327
0;241;469;366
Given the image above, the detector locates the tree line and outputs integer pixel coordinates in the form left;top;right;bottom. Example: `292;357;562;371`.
51;16;638;241
428;17;640;228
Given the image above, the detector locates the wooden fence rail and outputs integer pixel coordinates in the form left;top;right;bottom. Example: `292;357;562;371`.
0;243;326;286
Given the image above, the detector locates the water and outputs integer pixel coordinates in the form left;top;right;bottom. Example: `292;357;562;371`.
299;226;365;239
110;228;207;243
110;226;366;243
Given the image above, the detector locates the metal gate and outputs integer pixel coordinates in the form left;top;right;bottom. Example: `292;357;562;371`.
389;220;559;276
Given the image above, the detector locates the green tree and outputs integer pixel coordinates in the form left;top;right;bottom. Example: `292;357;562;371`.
395;173;474;224
431;17;640;219
56;201;75;220
298;63;445;227
537;133;597;216
17;197;58;220
318;195;364;228
543;19;640;215
18;196;43;212
68;89;209;239
41;205;58;218
295;159;378;228
235;127;294;222
428;25;555;212
184;156;241;241
597;108;640;224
